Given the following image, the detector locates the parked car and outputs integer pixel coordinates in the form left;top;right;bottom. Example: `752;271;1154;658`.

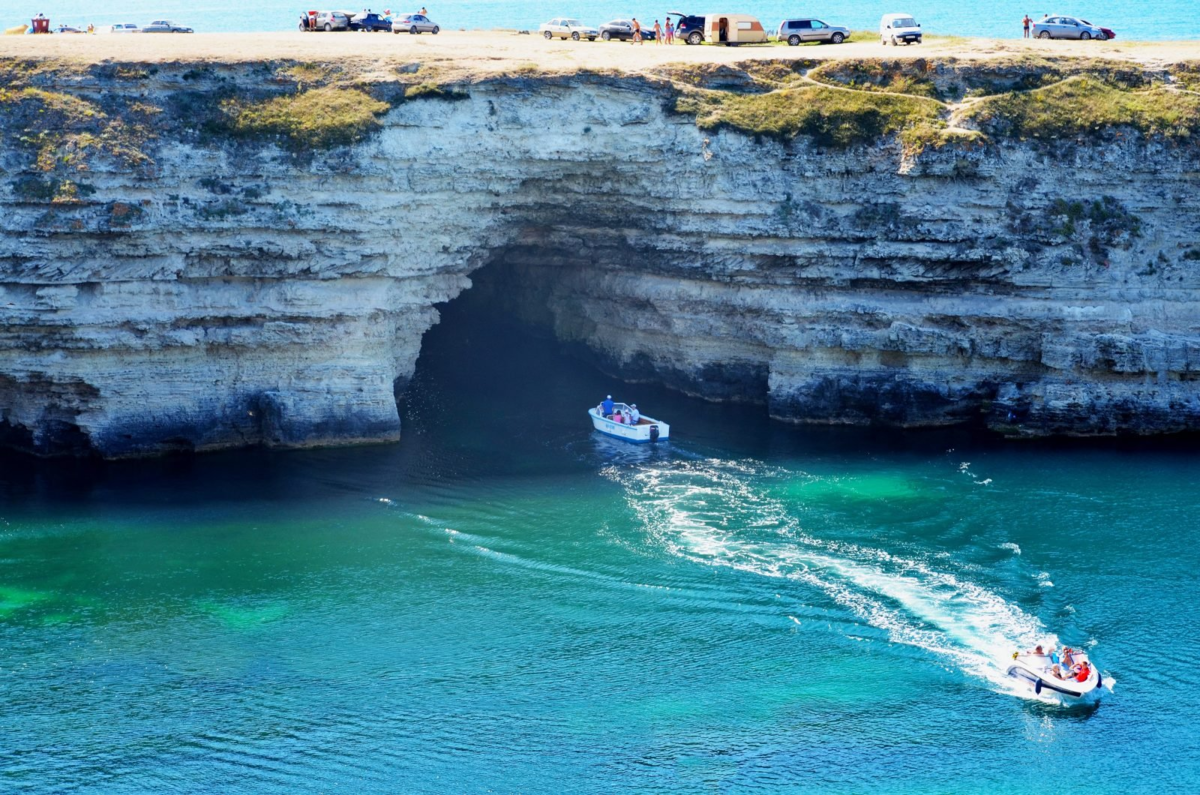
598;20;656;41
106;23;140;33
776;18;848;45
314;11;351;31
143;20;193;33
539;18;598;41
880;13;922;45
350;12;392;32
705;14;768;45
55;24;84;33
669;11;706;44
392;13;439;34
1031;15;1112;40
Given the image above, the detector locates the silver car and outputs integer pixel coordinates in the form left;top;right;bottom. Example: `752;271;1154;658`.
1031;15;1109;40
392;13;440;34
314;11;351;31
143;19;193;33
776;18;848;45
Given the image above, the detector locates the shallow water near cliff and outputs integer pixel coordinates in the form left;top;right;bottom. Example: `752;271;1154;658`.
2;313;1199;791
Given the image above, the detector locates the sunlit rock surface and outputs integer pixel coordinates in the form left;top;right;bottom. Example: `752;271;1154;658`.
2;63;1199;456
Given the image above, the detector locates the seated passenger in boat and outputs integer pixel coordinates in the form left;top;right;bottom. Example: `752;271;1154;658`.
1028;644;1045;656
1073;661;1090;682
1051;664;1065;679
1061;647;1076;668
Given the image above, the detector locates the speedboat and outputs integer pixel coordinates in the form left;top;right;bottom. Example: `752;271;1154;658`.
1007;649;1102;699
588;403;669;443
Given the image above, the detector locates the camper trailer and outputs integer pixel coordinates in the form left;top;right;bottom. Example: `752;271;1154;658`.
704;14;768;45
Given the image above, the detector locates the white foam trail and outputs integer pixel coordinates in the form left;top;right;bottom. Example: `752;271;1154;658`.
608;458;1054;696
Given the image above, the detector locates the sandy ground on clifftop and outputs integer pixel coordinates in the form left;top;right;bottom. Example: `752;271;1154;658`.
1;30;1198;72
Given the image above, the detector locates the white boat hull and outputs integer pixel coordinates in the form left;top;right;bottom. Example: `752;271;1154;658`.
589;407;669;444
1007;652;1102;699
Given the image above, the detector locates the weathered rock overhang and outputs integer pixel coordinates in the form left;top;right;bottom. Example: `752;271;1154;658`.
2;58;1200;456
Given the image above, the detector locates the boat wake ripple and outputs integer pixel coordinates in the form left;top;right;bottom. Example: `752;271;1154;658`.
604;458;1052;696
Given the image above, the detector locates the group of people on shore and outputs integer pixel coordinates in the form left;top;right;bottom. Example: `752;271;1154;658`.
1028;644;1092;682
624;18;676;44
598;395;641;425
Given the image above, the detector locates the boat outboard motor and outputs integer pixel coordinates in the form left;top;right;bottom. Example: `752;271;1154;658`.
649;425;659;443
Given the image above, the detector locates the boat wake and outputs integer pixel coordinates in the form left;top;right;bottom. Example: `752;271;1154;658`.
604;457;1057;698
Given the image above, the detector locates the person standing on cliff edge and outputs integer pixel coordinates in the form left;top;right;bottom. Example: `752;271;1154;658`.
1022;14;1032;37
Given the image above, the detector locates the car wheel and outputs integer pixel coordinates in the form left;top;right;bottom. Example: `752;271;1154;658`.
410;26;418;34
544;30;552;39
393;28;399;34
432;26;439;34
1079;31;1090;40
891;35;898;46
324;23;332;31
572;31;580;41
1096;31;1108;40
1039;31;1051;39
881;36;887;45
687;31;702;45
601;31;611;40
831;32;844;44
787;34;800;46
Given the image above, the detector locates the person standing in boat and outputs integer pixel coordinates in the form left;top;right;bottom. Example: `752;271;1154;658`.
630;404;640;424
601;395;614;418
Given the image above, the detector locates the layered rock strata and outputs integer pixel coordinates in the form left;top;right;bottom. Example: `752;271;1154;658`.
2;62;1199;456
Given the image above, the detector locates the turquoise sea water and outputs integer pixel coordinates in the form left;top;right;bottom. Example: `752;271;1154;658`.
2;309;1200;792
5;0;1200;40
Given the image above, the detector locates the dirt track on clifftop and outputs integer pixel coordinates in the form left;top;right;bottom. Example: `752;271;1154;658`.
2;30;1198;71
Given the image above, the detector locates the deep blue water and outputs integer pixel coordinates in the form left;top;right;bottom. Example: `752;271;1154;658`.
4;0;1197;40
2;306;1199;791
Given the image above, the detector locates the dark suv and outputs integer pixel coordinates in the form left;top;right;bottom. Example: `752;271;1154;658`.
669;11;706;44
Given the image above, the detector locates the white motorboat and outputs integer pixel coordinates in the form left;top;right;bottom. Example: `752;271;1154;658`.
588;403;669;443
1007;649;1102;699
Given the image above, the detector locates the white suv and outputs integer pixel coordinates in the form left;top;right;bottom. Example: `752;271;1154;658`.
880;13;922;45
539;18;599;41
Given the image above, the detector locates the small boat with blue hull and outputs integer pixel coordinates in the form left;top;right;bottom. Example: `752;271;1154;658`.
589;404;669;443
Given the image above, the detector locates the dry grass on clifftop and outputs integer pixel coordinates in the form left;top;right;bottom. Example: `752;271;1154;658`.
963;76;1200;141
220;86;390;150
675;85;945;149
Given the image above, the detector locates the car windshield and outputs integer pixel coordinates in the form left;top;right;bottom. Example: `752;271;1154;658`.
894;17;916;27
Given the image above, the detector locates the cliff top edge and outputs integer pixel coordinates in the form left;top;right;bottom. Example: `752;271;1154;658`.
1;30;1197;73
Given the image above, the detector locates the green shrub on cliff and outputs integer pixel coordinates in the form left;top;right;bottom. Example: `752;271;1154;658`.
221;87;390;150
0;87;154;172
962;77;1200;140
675;86;943;148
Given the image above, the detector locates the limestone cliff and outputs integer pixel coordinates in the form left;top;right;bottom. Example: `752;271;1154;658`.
2;57;1199;456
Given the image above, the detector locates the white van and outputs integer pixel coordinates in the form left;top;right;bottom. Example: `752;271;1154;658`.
880;13;922;45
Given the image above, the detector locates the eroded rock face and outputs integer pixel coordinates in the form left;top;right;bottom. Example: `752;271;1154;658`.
2;66;1199;456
